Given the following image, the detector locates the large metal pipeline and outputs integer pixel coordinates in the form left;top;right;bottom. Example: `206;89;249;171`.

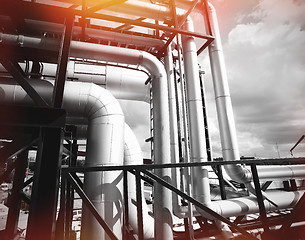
124;123;154;239
0;32;173;239
181;17;211;207
0;80;125;240
0;62;151;103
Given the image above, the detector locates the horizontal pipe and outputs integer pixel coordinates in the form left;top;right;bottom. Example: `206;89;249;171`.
0;61;151;103
176;190;305;219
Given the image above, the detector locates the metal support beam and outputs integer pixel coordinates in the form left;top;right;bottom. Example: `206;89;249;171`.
261;181;273;192
55;171;67;240
115;17;146;31
53;16;74;108
280;191;305;236
250;164;270;237
86;0;127;13
5;151;28;239
123;170;129;239
197;0;214;56
0;105;66;129
158;0;201;57
0;1;214;41
216;165;227;200
66;172;119;240
0;58;48;107
142;169;258;240
135;169;144;240
0;134;38;166
26;127;64;240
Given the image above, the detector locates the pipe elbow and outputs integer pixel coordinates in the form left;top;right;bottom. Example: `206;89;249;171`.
84;83;124;121
224;164;252;183
140;51;166;79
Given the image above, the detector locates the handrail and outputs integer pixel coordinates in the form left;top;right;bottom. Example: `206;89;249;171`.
62;157;305;173
61;157;305;240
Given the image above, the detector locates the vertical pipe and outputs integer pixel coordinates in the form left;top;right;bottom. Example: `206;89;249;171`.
181;17;211;206
204;3;240;168
142;53;173;240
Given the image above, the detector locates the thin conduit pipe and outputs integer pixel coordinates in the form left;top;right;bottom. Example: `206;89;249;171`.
0;80;124;240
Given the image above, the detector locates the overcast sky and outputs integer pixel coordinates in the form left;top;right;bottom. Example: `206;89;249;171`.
124;0;305;160
199;0;305;158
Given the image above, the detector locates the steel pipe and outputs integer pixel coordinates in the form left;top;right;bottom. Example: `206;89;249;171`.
0;80;125;240
181;17;211;206
0;32;173;240
124;123;154;239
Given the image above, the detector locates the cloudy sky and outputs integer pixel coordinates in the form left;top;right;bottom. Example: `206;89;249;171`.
199;0;305;158
124;0;305;159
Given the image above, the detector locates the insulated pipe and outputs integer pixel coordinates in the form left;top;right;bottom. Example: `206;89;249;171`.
124;123;154;239
176;190;305;219
203;3;253;186
181;17;211;206
0;80;125;240
164;45;182;217
0;62;151;103
0;32;173;240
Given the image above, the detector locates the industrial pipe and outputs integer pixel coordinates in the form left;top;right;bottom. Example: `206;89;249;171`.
124;123;154;239
0;62;151;103
0;33;173;240
0;80;125;240
181;17;211;206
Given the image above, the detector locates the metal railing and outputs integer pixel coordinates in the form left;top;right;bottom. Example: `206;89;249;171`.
61;157;305;240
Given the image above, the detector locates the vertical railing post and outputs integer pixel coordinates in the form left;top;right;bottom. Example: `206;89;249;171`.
250;163;270;238
5;151;28;239
216;164;227;200
135;169;144;240
123;170;129;239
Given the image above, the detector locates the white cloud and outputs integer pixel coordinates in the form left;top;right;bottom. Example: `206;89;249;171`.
219;0;305;158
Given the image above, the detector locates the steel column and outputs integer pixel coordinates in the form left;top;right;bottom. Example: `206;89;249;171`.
26;127;64;240
123;170;129;239
5;151;28;239
53;16;74;108
135;170;144;240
